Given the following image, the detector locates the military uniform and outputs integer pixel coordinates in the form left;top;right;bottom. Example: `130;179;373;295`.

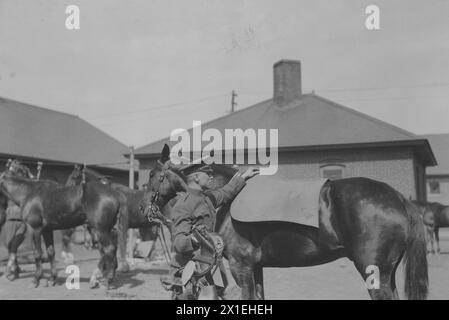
4;200;27;251
169;167;246;278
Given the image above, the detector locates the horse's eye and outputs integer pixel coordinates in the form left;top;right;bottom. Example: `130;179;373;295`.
149;172;154;178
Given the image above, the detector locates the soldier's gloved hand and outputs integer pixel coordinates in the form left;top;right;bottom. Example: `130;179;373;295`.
241;167;260;181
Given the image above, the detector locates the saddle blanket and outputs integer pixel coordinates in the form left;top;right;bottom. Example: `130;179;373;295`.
230;176;328;228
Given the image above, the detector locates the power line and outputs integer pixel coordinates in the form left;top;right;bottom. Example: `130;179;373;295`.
318;82;449;93
239;82;449;96
85;93;228;120
82;82;449;121
335;95;449;102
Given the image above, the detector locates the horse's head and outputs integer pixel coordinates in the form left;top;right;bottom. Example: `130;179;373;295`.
66;165;83;186
140;144;187;222
7;159;35;179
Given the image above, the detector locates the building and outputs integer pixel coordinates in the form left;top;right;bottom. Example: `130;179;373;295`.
133;60;436;200
0;97;133;185
0;97;138;260
421;134;449;204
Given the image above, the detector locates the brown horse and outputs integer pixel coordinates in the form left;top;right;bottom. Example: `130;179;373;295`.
64;166;164;264
413;200;449;254
0;170;128;288
142;145;428;300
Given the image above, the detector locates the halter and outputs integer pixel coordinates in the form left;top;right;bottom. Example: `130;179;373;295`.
143;160;172;227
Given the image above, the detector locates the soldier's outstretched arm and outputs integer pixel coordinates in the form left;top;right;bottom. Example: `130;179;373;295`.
206;167;260;208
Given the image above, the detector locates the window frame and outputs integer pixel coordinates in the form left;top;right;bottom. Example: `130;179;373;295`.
319;163;346;180
428;180;441;195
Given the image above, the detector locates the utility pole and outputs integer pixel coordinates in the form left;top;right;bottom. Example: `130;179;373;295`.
129;146;135;190
128;146;136;260
231;90;238;113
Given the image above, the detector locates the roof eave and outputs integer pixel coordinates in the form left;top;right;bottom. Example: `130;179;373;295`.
134;139;438;167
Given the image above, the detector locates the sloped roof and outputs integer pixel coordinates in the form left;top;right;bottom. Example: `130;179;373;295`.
134;93;435;165
421;134;449;175
0;97;129;170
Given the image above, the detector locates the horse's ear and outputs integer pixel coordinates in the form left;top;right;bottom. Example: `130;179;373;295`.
160;144;170;163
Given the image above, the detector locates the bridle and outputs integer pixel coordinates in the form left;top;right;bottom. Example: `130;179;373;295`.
142;160;173;227
140;160;176;265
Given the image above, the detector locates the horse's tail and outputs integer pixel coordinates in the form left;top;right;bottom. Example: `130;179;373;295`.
116;192;130;272
401;195;428;300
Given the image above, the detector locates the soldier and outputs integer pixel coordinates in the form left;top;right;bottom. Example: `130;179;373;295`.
3;160;34;280
167;162;259;299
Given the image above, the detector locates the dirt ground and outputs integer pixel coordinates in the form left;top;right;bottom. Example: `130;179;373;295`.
0;229;448;300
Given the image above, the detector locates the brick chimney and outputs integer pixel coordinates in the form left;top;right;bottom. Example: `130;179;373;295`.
273;59;302;106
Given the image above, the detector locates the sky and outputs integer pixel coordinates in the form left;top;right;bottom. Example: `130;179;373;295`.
0;0;448;148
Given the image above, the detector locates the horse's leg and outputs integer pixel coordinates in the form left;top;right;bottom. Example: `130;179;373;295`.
116;200;130;273
253;264;265;300
31;227;44;288
0;208;5;233
352;240;403;300
228;256;256;300
435;227;441;254
424;225;431;254
42;228;57;286
354;261;397;300
92;229;117;289
429;227;436;255
6;222;26;281
61;229;75;264
89;228;104;289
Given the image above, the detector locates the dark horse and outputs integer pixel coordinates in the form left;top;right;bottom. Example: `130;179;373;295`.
413;200;449;254
142;145;428;300
64;166;165;264
0;169;128;288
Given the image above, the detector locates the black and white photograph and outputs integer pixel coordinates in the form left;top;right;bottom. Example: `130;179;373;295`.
0;0;448;302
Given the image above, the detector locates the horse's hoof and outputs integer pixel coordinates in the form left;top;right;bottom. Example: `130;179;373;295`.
117;263;130;273
89;279;100;289
32;279;40;288
5;273;17;281
48;279;57;287
101;283;110;291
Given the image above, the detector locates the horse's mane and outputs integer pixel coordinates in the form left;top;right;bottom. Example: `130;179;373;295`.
157;160;187;182
84;167;104;178
2;171;59;186
66;166;104;185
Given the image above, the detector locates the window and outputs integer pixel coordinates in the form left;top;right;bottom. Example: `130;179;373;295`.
428;180;440;195
320;164;345;180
